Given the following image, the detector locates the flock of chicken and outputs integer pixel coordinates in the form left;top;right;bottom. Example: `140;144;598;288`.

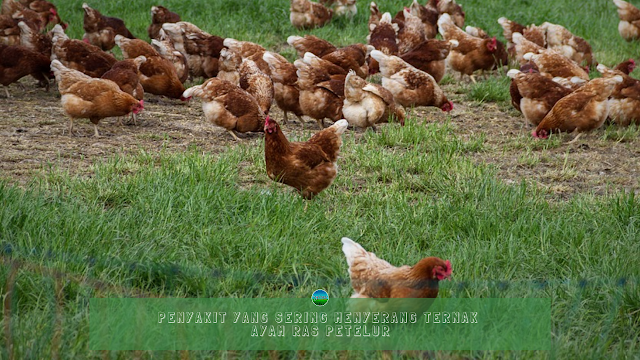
2;0;640;196
3;0;640;296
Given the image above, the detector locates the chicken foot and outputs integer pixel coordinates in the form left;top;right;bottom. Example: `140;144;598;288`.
66;118;77;136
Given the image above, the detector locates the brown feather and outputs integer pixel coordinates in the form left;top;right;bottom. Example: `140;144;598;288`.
264;118;346;199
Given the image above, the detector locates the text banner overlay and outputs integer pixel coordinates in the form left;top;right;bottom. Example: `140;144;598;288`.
90;298;550;350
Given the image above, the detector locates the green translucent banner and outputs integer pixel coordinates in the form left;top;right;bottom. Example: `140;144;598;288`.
90;298;550;350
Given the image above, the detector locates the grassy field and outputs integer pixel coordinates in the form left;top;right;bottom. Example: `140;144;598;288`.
1;0;640;359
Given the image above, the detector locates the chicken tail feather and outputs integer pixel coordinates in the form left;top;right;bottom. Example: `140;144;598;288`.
341;237;367;267
330;119;349;135
181;85;202;100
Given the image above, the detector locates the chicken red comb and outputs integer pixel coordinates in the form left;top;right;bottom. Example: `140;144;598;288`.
432;259;453;280
49;8;57;15
265;115;273;125
132;100;144;114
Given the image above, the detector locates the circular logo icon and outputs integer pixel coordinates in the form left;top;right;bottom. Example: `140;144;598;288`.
311;289;329;306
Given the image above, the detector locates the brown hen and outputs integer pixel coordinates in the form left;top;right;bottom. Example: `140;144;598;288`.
507;67;573;126
51;24;117;78
614;0;640;41
147;5;180;40
342;70;405;129
370;49;452;110
182;78;265;140
0;43;50;97
400;39;455;83
287;34;337;58
295;52;346;129
239;58;274;115
533;75;624;141
438;14;508;81
290;0;333;29
262;51;304;124
51;60;144;137
598;63;640;126
82;3;135;51
341;237;452;298
264;117;348;199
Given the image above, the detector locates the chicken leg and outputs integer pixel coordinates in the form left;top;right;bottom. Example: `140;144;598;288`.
93;124;100;137
566;132;583;145
227;129;240;141
67;118;75;136
3;86;10;98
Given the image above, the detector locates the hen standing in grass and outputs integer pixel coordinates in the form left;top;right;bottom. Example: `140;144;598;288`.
290;0;333;29
341;237;452;298
264;116;348;199
147;5;180;40
438;13;507;82
82;3;136;51
614;0;640;41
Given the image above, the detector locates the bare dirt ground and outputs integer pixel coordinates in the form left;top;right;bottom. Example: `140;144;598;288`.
1;78;638;198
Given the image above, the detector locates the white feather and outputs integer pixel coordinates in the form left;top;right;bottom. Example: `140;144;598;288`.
341;237;365;268
507;69;521;79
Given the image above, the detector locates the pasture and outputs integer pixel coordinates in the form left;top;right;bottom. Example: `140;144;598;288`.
0;0;639;359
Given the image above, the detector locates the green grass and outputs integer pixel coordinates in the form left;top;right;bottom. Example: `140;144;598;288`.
3;0;640;358
2;117;640;359
466;75;511;104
